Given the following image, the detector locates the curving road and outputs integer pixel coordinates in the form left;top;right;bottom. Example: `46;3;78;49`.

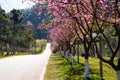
0;43;51;80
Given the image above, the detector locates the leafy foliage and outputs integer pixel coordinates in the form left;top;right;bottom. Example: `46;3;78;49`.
21;3;54;39
0;7;34;55
10;9;24;24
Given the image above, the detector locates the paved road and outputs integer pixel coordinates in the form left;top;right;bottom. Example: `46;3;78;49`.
0;43;51;80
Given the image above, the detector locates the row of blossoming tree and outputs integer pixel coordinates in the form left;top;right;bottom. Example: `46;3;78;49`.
25;0;120;80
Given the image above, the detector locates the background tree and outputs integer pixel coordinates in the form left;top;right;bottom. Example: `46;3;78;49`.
10;9;24;24
0;7;34;55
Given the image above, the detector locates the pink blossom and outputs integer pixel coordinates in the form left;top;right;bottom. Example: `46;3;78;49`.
62;0;68;3
81;13;88;18
75;13;81;17
100;0;104;3
48;2;55;8
117;19;120;22
36;11;41;15
117;2;120;6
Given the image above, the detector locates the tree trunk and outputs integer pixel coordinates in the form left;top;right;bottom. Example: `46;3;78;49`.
6;43;10;56
61;50;64;57
77;44;79;63
84;59;90;78
99;36;104;79
65;50;69;60
70;53;74;69
116;70;120;80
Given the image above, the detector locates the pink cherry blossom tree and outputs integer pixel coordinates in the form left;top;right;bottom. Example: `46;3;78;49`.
24;0;120;79
25;0;99;79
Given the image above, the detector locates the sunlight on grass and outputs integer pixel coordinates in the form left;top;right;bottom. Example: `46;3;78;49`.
36;39;47;44
45;53;116;80
79;57;116;80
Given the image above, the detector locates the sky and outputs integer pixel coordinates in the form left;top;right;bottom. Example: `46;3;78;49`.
0;0;35;13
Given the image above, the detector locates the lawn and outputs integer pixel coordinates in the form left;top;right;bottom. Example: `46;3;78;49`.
0;39;47;58
44;53;116;80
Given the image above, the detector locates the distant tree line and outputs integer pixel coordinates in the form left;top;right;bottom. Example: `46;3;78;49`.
21;3;54;39
0;7;34;56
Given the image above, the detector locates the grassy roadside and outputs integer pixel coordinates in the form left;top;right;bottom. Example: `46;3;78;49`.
30;39;47;54
0;39;47;58
44;53;116;80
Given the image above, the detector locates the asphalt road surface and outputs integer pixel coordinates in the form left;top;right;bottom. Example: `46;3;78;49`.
0;43;51;80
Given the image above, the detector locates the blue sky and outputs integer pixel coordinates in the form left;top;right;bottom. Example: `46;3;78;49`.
0;0;35;13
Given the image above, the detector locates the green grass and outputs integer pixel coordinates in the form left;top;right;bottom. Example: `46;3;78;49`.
26;39;47;54
44;53;116;80
35;39;46;54
0;51;30;59
36;39;47;44
0;39;47;58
